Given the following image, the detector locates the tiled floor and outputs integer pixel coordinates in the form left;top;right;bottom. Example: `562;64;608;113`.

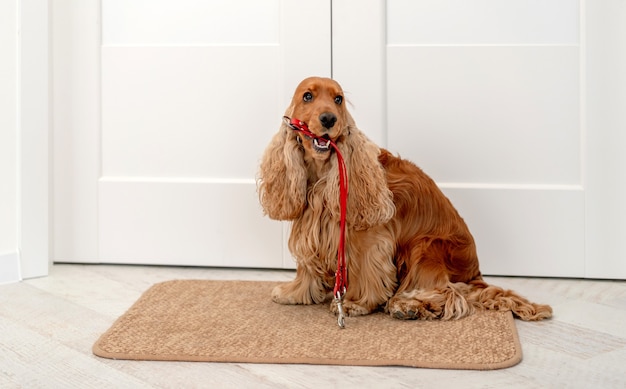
1;264;625;388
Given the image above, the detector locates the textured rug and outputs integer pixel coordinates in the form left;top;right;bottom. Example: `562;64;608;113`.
93;280;522;370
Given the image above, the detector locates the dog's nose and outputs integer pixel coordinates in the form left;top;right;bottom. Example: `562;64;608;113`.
319;112;337;129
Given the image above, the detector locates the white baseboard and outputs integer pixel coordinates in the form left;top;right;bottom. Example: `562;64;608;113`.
0;251;21;284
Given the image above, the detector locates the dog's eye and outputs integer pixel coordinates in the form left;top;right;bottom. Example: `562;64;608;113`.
334;95;343;105
303;92;313;102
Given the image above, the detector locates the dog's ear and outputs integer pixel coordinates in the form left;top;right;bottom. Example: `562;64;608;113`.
324;111;395;230
257;107;307;220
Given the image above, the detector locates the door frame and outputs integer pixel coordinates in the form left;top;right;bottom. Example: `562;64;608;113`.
17;0;50;280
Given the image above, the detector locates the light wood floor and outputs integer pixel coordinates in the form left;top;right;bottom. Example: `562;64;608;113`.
1;264;625;388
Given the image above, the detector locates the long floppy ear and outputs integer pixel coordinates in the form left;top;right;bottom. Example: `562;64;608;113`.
257;108;307;220
324;112;395;230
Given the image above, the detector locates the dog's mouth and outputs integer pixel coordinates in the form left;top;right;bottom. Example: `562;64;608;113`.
312;134;333;153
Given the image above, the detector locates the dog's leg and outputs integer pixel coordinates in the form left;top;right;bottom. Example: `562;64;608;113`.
387;239;479;320
388;241;553;320
272;263;329;305
330;228;397;316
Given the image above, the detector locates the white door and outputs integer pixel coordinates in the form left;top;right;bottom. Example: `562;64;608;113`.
53;0;331;268
53;1;626;279
333;0;585;278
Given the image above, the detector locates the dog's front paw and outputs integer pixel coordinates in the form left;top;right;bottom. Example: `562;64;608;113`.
271;283;301;305
330;299;372;317
271;281;324;305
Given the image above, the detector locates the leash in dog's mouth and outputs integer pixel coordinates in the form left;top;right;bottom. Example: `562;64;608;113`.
283;116;349;329
283;116;333;153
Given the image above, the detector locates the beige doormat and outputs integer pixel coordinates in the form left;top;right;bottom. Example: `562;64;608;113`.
93;280;522;370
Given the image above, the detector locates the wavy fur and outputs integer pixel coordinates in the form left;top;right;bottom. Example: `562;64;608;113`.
257;77;552;321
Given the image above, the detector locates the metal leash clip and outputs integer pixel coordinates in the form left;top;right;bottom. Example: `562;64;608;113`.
283;116;308;132
283;116;296;129
334;290;346;329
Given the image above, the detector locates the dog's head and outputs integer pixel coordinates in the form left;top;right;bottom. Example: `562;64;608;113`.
287;77;349;161
259;76;394;228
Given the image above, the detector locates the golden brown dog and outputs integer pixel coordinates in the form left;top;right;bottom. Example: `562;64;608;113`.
258;76;552;321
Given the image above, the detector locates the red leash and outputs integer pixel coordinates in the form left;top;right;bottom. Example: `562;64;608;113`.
283;116;348;328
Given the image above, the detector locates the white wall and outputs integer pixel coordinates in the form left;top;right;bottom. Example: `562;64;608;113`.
0;0;20;283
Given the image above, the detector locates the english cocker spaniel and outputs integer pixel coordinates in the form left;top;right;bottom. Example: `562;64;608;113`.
258;76;552;322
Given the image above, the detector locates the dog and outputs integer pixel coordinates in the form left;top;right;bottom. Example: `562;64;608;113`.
257;76;552;321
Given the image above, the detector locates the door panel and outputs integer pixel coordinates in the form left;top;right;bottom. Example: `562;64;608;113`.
442;186;584;277
101;0;280;46
387;0;579;45
387;46;580;185
101;46;281;179
99;179;281;267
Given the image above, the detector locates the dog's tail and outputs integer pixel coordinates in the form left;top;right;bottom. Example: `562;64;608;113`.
459;279;552;321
